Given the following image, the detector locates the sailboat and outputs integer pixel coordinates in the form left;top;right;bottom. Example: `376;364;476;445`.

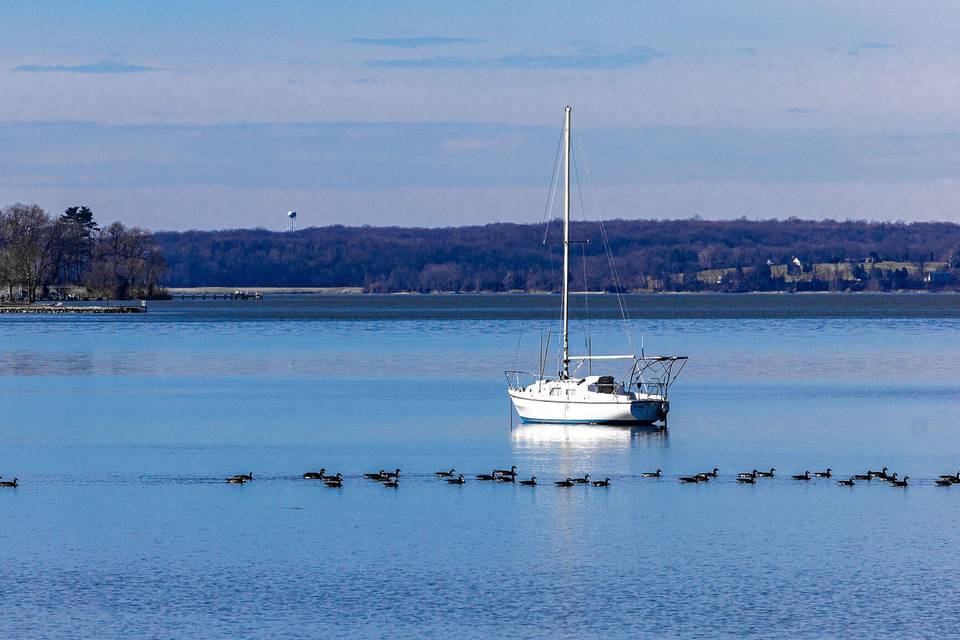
506;106;687;425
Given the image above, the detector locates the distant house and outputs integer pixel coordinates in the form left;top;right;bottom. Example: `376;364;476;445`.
926;272;952;284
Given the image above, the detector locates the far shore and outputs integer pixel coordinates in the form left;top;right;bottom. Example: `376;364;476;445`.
164;287;958;296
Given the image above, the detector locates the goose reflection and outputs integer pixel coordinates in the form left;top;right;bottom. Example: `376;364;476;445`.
511;423;667;449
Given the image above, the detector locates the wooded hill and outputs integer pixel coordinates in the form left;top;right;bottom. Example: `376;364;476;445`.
154;218;960;293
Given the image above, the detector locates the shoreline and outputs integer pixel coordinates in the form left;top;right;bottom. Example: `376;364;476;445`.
164;287;959;296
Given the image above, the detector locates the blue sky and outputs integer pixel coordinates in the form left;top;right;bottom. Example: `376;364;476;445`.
2;1;960;230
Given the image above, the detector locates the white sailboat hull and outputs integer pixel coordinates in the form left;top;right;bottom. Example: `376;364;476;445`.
508;388;666;425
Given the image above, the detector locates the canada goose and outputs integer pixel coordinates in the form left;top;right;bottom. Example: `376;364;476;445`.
679;476;701;483
0;478;17;488
446;474;466;484
738;470;758;479
226;476;245;484
701;468;719;478
364;469;386;480
382;468;401;479
694;473;711;482
792;471;811;481
853;473;872;481
756;468;775;478
572;474;590;484
592;477;611;487
736;475;756;484
891;476;909;487
324;475;343;488
303;468;326;480
236;472;253;481
476;471;497;481
383;478;399;488
641;469;661;478
938;472;960;483
494;465;517;477
495;474;516;483
435;468;456;477
519;476;537;486
837;477;855;486
868;467;888;479
935;477;953;487
555;478;575;487
814;468;832;478
886;472;899;483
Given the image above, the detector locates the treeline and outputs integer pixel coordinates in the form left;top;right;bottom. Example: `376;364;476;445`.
0;203;166;302
154;218;960;292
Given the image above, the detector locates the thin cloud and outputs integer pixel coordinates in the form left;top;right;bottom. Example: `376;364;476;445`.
847;42;895;56
366;47;664;70
13;60;160;74
349;37;482;48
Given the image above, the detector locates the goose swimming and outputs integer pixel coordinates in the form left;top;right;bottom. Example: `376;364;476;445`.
435;469;456;477
792;471;811;481
756;468;775;478
519;476;537;486
814;468;832;478
303;468;326;480
446;474;466;484
641;469;661;478
592;477;611;487
572;474;590;484
0;478;17;488
555;478;575;487
837;478;855;486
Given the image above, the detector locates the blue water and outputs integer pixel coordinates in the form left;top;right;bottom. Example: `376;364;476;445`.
2;295;959;638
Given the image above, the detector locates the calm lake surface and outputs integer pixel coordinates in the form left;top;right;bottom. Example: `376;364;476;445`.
2;294;959;639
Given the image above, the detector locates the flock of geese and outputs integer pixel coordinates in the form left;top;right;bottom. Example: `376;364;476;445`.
214;466;960;489
2;468;956;490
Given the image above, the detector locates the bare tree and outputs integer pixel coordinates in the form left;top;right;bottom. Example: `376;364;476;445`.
0;203;57;302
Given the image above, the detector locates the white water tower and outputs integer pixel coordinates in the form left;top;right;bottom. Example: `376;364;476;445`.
287;210;297;232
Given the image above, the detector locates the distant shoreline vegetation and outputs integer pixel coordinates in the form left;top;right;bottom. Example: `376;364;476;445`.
155;218;960;294
0;203;167;302
6;208;960;300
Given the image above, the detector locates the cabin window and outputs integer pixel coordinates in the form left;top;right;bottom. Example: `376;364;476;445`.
550;388;561;396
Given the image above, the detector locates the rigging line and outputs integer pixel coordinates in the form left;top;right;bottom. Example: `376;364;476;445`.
541;116;567;245
571;146;591;353
575;134;636;353
516;114;566;371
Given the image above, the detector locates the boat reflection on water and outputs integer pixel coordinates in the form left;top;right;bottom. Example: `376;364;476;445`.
510;423;668;449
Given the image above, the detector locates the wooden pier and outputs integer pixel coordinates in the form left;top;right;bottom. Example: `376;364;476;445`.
171;291;263;300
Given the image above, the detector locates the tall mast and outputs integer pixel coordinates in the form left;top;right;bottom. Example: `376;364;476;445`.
561;105;571;379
